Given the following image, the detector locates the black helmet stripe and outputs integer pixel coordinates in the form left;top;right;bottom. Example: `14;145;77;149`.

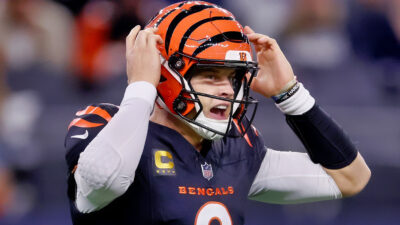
154;8;178;28
178;16;234;53
165;4;216;54
153;2;185;28
192;31;248;57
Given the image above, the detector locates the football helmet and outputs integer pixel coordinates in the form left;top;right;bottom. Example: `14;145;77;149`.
146;1;258;140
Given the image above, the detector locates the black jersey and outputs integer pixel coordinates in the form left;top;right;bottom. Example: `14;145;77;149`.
65;103;266;225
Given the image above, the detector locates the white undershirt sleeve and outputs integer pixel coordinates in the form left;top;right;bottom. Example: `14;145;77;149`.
74;81;156;213
248;149;342;204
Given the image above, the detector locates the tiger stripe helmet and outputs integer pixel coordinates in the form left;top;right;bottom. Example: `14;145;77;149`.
146;1;258;139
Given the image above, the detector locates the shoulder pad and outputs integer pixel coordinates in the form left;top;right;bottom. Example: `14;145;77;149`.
64;103;119;172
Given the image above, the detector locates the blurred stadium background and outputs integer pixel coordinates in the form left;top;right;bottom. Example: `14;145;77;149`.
0;0;399;224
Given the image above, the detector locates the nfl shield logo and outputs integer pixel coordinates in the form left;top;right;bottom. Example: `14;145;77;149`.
201;162;213;180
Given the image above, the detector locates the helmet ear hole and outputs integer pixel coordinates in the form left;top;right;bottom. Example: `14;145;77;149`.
173;97;187;114
168;54;185;70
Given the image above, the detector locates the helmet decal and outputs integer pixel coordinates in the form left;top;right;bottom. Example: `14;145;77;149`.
225;50;252;61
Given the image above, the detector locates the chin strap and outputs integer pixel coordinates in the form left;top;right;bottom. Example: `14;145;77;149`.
190;112;229;140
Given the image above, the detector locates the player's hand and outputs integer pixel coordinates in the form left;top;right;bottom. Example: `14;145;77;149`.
126;25;164;87
244;26;295;98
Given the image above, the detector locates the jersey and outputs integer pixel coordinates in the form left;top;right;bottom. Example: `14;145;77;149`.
65;103;267;225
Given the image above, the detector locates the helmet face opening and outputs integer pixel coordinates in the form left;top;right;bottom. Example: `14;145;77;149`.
148;1;259;138
167;52;259;138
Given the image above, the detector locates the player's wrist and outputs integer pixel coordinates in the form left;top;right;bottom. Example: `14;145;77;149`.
271;78;299;103
127;77;158;88
275;82;315;115
122;81;157;107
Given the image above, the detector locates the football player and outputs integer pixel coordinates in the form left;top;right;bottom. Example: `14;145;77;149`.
65;1;371;224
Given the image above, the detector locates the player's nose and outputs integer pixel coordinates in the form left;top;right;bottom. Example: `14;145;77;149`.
218;78;234;99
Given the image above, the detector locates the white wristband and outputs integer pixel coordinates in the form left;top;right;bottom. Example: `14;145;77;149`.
275;83;315;115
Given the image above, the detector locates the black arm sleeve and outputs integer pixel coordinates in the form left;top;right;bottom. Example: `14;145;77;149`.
285;104;358;169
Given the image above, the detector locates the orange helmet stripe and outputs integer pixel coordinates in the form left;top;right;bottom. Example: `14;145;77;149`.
178;16;234;53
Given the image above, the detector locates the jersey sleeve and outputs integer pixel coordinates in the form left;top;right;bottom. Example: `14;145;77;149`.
248;149;342;204
64;103;119;199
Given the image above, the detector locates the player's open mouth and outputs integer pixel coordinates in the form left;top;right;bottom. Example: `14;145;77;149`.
209;104;229;120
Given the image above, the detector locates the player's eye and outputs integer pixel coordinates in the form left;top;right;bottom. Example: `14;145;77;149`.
205;74;216;80
225;75;233;85
231;68;247;91
228;74;235;82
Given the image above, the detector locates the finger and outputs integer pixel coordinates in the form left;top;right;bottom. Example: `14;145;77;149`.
135;30;148;49
261;37;278;51
143;27;159;42
246;33;266;52
147;34;164;52
247;32;269;42
243;25;255;35
152;34;164;45
146;28;162;43
145;27;158;33
257;36;273;46
126;25;141;51
131;27;158;48
250;34;275;52
245;26;270;45
245;26;272;41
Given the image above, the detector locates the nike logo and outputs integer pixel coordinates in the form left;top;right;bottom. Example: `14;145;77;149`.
71;130;89;139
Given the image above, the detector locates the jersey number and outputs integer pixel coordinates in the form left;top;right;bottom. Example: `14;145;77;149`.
195;201;232;225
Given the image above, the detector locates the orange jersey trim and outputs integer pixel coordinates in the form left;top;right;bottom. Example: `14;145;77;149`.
71;165;78;174
233;120;253;147
252;125;259;136
76;106;112;122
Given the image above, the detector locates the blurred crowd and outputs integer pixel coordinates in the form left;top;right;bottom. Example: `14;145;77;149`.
0;0;399;224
